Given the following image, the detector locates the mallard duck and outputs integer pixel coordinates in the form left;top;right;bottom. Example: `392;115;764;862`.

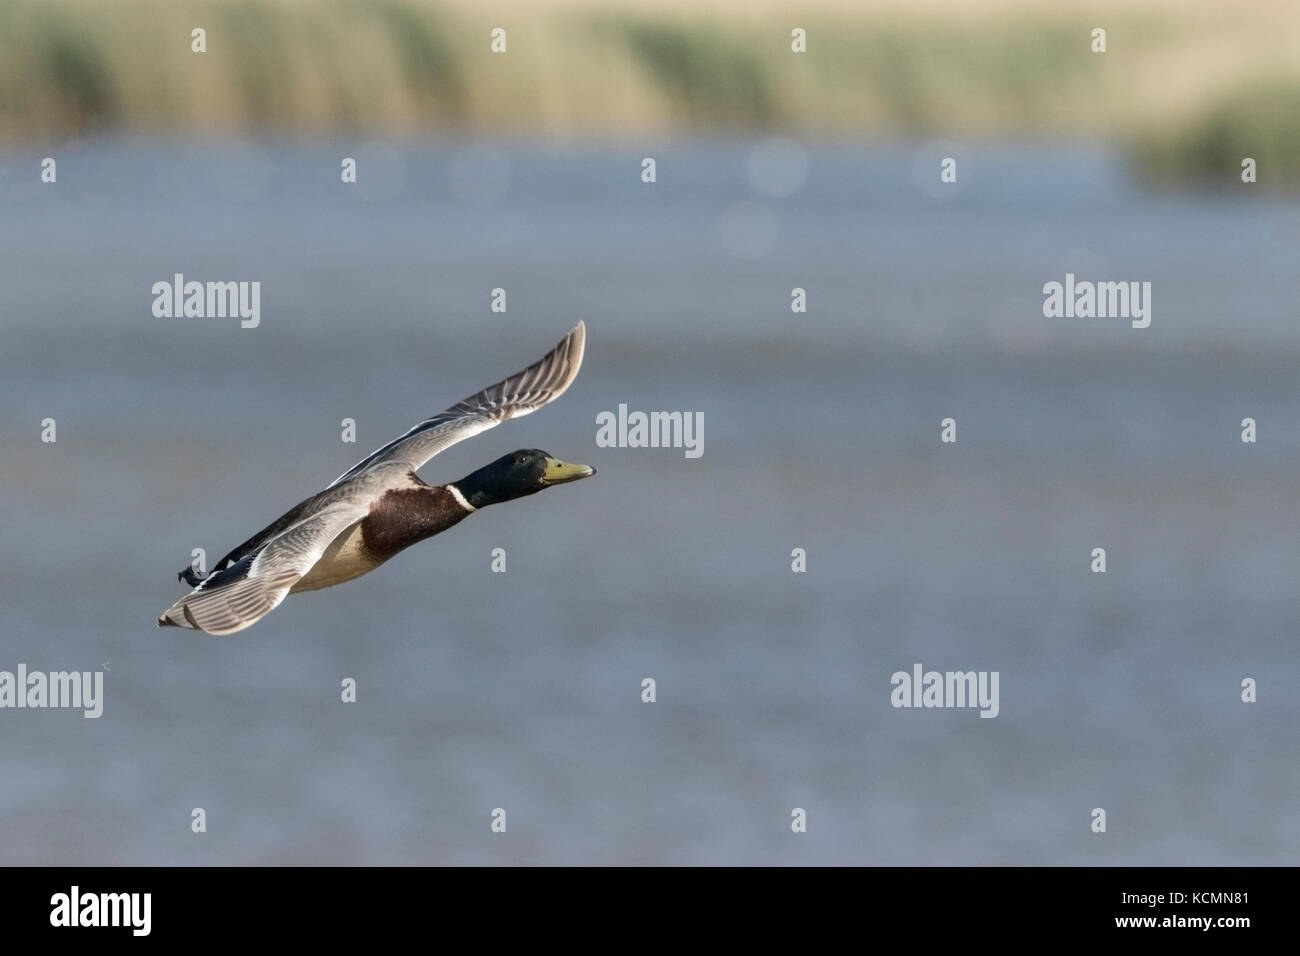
158;322;593;635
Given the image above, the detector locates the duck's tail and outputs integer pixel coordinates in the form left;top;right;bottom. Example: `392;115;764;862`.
157;600;200;629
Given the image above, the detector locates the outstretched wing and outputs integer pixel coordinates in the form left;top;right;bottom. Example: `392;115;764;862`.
327;321;586;488
177;490;323;586
157;502;367;635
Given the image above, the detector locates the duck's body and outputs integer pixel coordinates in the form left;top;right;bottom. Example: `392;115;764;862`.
290;472;472;593
158;322;593;635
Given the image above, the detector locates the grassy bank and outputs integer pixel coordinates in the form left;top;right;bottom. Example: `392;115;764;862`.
1;0;1298;185
1132;78;1300;190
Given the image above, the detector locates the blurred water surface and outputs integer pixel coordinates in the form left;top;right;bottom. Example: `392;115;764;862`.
0;140;1296;864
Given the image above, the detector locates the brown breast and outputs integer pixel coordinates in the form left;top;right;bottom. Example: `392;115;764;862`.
359;485;473;562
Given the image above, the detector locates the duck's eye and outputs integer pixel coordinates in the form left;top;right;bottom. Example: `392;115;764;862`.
516;455;527;465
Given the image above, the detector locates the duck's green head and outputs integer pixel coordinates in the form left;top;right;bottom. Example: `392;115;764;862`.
455;449;595;508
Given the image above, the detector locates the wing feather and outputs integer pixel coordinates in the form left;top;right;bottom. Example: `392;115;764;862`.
157;502;368;635
327;321;585;488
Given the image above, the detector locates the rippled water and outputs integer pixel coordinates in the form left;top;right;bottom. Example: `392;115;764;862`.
0;140;1296;864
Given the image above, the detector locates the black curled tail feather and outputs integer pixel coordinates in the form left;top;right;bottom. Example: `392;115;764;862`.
178;565;206;586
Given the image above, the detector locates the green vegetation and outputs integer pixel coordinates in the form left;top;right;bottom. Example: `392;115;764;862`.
595;17;776;128
0;0;1296;186
1133;78;1300;191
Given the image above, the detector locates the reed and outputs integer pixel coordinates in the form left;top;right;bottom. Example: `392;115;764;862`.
1;0;1296;185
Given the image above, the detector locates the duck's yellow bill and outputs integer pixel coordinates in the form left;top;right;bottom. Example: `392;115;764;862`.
542;457;596;484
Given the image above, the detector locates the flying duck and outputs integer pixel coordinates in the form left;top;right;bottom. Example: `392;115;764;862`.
158;321;593;635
